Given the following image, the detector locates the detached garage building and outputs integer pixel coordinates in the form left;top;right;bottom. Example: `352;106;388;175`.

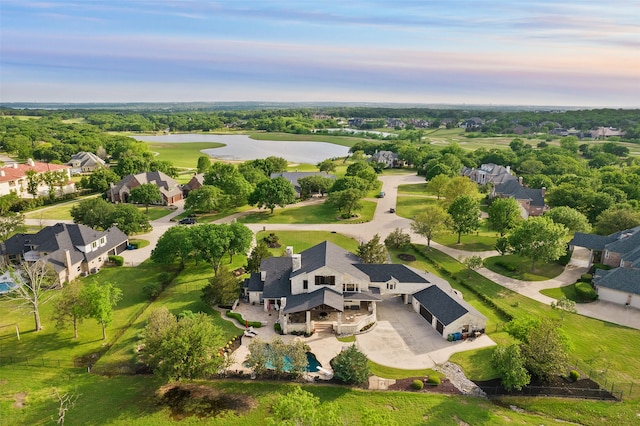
412;285;487;338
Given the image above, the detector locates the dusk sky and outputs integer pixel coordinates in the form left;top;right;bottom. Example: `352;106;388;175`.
1;1;639;107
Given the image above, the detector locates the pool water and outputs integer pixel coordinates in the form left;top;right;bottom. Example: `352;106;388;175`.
0;282;15;294
245;350;322;373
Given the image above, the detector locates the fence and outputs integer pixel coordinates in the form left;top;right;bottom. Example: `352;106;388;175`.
570;358;638;399
482;385;622;401
0;356;78;369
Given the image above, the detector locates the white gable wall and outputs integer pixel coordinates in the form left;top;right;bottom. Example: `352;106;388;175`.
597;286;640;309
290;265;369;295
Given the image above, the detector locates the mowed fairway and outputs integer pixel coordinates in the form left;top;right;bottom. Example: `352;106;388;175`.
146;142;224;168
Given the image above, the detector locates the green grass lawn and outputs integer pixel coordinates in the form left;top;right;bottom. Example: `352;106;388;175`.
247;131;368;148
367;361;441;380
146;142;224;169
540;281;598;303
238;199;376;224
2;366;608;426
397;182;428;194
0;262;168;363
256;230;360;255
24;198;173;223
483;254;565;281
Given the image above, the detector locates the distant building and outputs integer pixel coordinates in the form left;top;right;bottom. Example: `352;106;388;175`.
108;171;183;205
570;226;640;309
67;152;106;174
182;173;205;197
370;150;402;169
1;223;128;284
0;159;74;198
270;172;335;197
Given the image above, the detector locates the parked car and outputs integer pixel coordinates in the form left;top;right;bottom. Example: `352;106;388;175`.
389;207;395;213
178;217;196;225
378;191;386;198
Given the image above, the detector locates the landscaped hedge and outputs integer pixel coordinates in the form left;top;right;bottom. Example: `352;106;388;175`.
580;274;593;282
575;281;598;302
427;376;441;386
412;379;424;390
108;255;124;266
494;260;517;272
225;310;262;328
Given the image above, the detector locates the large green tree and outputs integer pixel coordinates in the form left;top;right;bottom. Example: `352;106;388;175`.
411;205;451;249
129;183;162;213
331;344;370;385
0;213;24;241
81;168;120;192
144;312;226;381
545;206;591;234
70;197;116;230
184;185;224;213
595;206;640;235
426;174;449;200
327;188;364;217
201;267;240;308
190;224;233;275
151;226;194;268
447;195;481;244
82;281;122;340
508;217;567;271
267;386;342;426
226;222;253;263
7;260;57;332
246;240;271;273
297;175;334;198
110;204;151;235
357;234;387;264
196;155;211;173
492;344;531;391
521;319;569;382
487;197;522;236
51;280;89;339
248;177;297;214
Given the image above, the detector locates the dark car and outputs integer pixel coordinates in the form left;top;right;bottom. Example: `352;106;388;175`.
178;217;196;225
389;207;396;213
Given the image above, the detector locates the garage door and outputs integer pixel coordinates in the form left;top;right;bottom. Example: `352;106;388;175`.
419;305;433;323
436;320;444;335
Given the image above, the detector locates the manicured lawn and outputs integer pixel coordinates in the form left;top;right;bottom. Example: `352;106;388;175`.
247;131;367;148
0;262;168;363
0;366;594;425
146;142;224;168
128;238;150;249
396;194;438;218
368;361;441;380
484;254;565;281
397;182;428;194
540;282;598;303
140;205;174;221
255;230;359;255
24;194;101;221
238;199;376;224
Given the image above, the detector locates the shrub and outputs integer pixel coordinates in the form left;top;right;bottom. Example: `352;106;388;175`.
427;376;440;385
142;282;162;300
411;379;424;390
579;273;593;282
108;255;124;266
157;272;172;287
274;322;282;334
129;241;140;249
557;247;573;266
495;260;517;272
226;310;261;328
569;370;580;381
575;281;598;301
331;345;370;385
589;263;610;274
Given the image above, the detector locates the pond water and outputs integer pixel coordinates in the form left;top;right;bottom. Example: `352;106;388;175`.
133;134;350;164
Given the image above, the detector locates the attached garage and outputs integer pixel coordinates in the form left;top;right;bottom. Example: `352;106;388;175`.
412;284;487;339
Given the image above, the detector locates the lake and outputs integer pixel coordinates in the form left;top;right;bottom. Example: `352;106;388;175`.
133;134;350;164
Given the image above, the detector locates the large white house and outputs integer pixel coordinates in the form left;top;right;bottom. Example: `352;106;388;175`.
0;159;75;198
243;241;487;339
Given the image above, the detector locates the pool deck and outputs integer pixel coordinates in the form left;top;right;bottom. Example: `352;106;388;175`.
221;298;495;379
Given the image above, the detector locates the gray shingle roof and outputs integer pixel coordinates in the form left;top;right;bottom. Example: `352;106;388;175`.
260;257;293;299
605;230;640;255
412;285;469;326
68;152;105;169
244;273;264;292
291;241;369;281
282;287;343;314
354;264;430;283
494;180;545;207
113;171;182;200
594;268;640;295
570;232;617;251
343;290;382;301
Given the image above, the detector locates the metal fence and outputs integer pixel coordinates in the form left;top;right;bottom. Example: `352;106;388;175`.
482;385;621;400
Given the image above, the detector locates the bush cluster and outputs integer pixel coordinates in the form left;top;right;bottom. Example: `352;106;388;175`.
427;376;441;385
142;271;177;300
411;379;424;390
108;255;124;266
569;370;580;381
575;282;598;301
225;311;262;328
494;260;517;272
579;273;593;282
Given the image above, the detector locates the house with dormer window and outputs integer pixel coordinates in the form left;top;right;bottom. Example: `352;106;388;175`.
243;241;486;339
0;223;128;284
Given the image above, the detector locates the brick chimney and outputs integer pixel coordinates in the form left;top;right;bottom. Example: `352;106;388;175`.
64;249;72;280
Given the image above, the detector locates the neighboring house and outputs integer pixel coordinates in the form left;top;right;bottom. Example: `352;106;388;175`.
589;127;625;139
0;158;74;198
462;163;548;218
243;241;486;339
269;172;335;197
0;223;128;284
459;117;483;129
370;150;402;169
67;152;106;174
182;173;204;197
571;226;640;308
108;171;183;205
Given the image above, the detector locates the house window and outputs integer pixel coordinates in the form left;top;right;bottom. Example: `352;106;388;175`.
604;251;609;259
343;283;357;292
100;237;106;245
303;280;308;290
77;266;81;272
386;282;396;290
315;276;335;286
92;241;98;249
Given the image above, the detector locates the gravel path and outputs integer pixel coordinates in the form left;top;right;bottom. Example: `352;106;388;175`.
433;362;486;397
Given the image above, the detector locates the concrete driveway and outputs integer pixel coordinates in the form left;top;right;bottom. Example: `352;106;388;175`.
357;294;495;369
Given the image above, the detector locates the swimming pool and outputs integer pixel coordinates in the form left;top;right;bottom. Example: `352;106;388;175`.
0;282;16;294
245;350;322;373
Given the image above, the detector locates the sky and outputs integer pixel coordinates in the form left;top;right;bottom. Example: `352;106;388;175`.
1;1;639;107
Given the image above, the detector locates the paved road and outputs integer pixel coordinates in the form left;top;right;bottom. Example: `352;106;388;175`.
25;173;640;329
